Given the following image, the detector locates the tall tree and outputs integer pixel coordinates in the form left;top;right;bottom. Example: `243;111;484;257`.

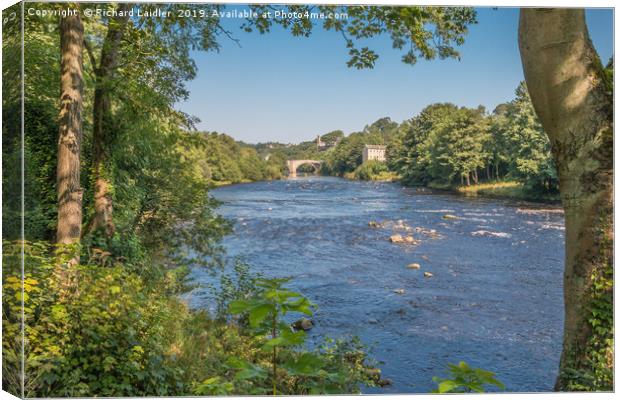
519;9;613;391
56;10;84;250
86;3;132;237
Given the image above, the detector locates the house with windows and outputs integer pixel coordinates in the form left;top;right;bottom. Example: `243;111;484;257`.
362;144;387;163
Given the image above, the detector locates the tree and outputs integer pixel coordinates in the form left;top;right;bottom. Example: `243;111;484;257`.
56;10;84;254
243;5;476;69
492;82;557;191
83;3;225;238
519;9;613;391
86;3;132;237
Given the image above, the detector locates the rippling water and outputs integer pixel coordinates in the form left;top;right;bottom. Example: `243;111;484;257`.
188;176;565;393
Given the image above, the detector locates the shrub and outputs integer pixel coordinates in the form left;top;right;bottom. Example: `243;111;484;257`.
353;160;389;181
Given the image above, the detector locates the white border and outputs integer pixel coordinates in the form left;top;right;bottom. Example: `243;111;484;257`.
0;1;616;400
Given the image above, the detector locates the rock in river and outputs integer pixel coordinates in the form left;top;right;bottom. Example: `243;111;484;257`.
292;318;313;331
424;272;434;278
393;288;405;294
389;234;404;243
390;234;419;245
407;263;421;270
471;230;512;238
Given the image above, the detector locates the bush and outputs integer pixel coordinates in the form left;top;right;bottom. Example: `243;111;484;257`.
2;241;187;397
353;161;390;181
2;242;376;397
432;361;505;393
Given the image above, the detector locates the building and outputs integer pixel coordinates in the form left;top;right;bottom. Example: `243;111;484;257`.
316;135;339;151
362;145;387;163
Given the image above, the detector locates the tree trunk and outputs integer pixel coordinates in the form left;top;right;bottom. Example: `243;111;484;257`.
519;8;613;391
89;4;131;237
56;12;84;255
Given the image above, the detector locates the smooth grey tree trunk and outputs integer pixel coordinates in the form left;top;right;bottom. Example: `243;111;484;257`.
519;8;613;391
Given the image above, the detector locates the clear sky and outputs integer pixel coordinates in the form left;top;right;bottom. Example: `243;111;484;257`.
178;6;614;144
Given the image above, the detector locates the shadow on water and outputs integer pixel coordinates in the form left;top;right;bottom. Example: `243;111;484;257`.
188;176;565;393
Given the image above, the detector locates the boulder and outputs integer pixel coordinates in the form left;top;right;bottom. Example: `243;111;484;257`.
424;272;434;278
368;221;381;228
377;378;393;387
442;214;459;220
393;288;405;294
389;234;404;243
292;318;313;331
407;263;421;270
471;230;512;238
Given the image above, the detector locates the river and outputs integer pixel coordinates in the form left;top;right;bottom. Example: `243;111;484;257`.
188;176;565;393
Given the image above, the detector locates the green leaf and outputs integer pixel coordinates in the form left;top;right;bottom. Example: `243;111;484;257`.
282;352;325;376
262;336;285;351
249;304;272;328
229;299;253;314
437;379;458;393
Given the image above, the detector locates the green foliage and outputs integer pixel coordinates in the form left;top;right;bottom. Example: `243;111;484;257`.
224;277;376;395
228;277;315;394
559;214;613;391
2;242;376;396
491;82;557;192
211;260;262;321
2;241;187;396
3;12;60;241
353;160;390;181
432;361;505;393
196;132;283;184
243;5;476;69
322;118;397;176
389;83;558;196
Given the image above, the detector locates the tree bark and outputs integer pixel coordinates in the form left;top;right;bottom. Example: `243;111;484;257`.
89;4;131;237
519;8;613;391
56;12;84;252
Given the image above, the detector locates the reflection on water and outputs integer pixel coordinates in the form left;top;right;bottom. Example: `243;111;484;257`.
189;176;565;393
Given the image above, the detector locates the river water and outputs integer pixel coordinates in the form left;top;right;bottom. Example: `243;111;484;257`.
188;176;565;393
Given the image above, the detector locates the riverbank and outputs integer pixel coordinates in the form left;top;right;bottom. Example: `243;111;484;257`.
428;180;561;203
335;171;560;204
210;177;282;187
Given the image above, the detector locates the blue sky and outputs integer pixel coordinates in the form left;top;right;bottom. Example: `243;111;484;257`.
179;6;614;144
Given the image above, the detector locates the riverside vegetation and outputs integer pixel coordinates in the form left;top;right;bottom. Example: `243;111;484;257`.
2;2;612;396
253;81;582;202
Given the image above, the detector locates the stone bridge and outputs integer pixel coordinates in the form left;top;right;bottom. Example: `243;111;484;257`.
286;160;323;177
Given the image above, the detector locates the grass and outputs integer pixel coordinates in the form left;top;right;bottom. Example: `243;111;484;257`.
343;171;400;182
456;181;560;202
457;181;523;195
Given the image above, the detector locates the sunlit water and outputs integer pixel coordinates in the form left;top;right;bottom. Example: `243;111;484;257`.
188;176;565;393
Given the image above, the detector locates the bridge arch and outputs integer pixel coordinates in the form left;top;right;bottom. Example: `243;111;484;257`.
286;159;323;177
